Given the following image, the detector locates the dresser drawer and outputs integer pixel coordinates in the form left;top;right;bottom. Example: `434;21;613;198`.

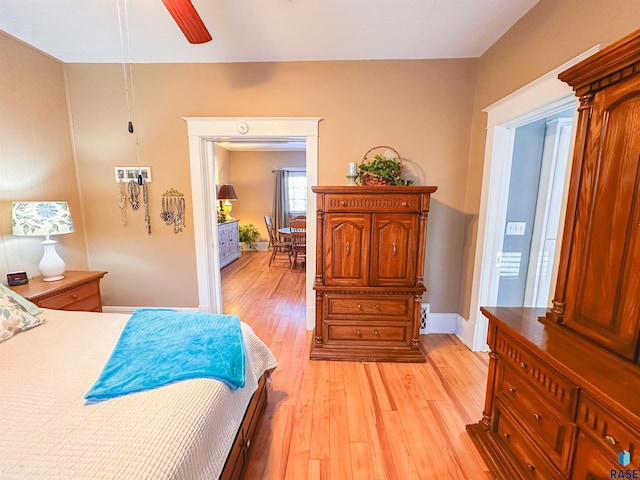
495;329;578;417
326;324;409;345
577;393;640;460
573;430;639;480
496;363;575;472
323;194;422;213
324;294;412;321
37;282;102;311
493;402;564;480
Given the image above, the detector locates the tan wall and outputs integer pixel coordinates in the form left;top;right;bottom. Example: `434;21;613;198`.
214;144;231;184
64;59;478;311
7;0;633;316
458;0;640;318
0;33;88;282
227;150;305;241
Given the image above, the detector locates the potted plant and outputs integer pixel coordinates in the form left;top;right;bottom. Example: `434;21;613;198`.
358;147;414;186
239;223;260;250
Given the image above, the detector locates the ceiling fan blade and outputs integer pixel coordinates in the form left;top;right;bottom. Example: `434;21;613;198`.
161;0;212;44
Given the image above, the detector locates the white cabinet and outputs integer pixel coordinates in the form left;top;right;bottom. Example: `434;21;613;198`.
218;220;240;268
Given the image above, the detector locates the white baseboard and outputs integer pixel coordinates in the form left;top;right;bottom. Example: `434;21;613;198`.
455;314;490;352
101;306;201;314
425;312;458;334
102;306;481;351
240;241;269;252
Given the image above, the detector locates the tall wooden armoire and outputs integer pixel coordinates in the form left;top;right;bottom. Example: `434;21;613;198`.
310;186;437;363
467;29;640;480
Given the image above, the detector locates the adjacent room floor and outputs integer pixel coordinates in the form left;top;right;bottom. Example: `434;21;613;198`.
221;250;491;479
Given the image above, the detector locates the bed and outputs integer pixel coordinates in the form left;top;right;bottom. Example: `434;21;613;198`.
0;305;277;480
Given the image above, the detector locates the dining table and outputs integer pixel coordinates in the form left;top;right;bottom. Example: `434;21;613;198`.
277;227;306;235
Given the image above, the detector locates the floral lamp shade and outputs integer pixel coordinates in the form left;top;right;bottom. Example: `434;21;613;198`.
12;202;74;237
12;202;75;282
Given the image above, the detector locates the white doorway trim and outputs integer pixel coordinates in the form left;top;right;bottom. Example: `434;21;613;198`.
184;117;321;330
462;46;603;351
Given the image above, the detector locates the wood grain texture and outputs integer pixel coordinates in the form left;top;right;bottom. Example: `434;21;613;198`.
222;251;490;479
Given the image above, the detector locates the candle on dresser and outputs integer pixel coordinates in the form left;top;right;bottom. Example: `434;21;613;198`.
348;162;358;175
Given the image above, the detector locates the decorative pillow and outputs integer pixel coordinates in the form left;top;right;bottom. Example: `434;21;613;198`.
0;288;45;343
0;283;43;316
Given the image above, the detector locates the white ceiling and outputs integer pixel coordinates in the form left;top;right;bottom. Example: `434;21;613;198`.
0;0;539;64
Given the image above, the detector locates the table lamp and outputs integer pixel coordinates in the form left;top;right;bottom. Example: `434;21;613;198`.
12;201;75;281
217;184;238;217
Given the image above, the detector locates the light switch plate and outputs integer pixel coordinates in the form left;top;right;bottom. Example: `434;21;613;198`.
506;221;526;236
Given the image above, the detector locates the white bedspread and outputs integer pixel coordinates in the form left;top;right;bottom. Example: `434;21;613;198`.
0;309;277;480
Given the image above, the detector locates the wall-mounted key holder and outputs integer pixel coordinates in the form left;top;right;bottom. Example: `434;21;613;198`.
114;166;152;183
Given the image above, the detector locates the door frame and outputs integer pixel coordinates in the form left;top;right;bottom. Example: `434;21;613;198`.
523;116;574;307
464;46;603;351
184;117;321;329
487;100;576;308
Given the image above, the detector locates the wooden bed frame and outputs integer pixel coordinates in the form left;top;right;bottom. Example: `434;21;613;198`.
220;370;271;480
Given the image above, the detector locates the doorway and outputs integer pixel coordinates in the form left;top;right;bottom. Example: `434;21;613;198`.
494;110;573;308
185;117;321;330
465;45;605;351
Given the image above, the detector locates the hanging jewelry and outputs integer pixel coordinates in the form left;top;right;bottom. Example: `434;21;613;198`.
142;177;151;235
118;181;128;226
161;195;174;225
128;179;139;210
161;188;186;234
174;196;185;233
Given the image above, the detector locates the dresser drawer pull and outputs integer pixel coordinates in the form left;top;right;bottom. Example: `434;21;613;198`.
357;304;362;310
508;387;516;394
71;294;78;300
356;330;361;337
519;362;528;369
375;304;381;311
374;330;379;336
503;432;511;439
527;464;536;472
346;242;351;256
401;201;408;207
533;413;542;421
392;243;397;255
605;435;617;446
340;200;348;207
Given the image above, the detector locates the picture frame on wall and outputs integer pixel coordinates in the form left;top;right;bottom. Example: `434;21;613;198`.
114;166;152;183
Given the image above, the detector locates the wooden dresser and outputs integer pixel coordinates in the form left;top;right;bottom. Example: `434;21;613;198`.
467;29;640;479
310;185;437;362
218;219;240;268
10;270;107;312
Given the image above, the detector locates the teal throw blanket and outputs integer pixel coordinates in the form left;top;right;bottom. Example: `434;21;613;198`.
85;309;246;403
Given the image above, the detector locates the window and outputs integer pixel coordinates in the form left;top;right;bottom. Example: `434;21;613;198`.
288;171;307;214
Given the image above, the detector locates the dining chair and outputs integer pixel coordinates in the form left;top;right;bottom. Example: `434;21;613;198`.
289;217;306;270
264;215;291;266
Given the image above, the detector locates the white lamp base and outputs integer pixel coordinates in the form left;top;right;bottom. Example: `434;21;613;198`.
39;238;66;281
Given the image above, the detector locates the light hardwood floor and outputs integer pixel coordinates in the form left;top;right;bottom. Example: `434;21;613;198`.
221;251;491;479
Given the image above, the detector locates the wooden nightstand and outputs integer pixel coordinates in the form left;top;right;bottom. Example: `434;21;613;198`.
10;270;108;312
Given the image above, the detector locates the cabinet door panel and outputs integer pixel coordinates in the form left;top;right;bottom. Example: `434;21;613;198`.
370;213;418;286
324;214;371;286
562;78;640;359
